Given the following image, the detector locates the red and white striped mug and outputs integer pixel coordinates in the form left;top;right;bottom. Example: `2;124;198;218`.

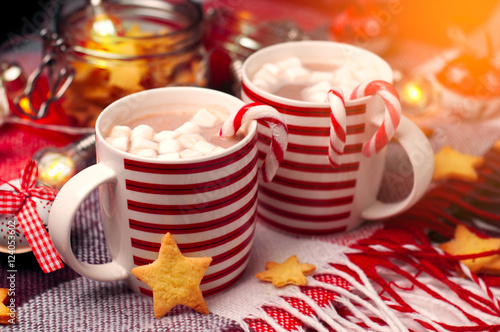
49;87;282;296
241;41;434;235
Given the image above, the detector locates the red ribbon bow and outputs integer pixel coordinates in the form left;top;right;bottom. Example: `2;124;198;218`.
0;160;64;273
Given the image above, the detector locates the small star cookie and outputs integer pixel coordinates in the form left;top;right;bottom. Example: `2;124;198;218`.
0;288;15;324
439;224;500;273
255;255;316;287
131;233;212;318
493;140;500;152
432;145;483;181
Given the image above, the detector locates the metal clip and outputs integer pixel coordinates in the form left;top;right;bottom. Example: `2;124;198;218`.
14;29;74;120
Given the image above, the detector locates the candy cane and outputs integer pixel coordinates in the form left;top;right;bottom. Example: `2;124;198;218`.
350;80;401;157
220;102;288;183
327;88;347;167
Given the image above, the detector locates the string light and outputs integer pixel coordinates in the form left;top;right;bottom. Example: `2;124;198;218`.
399;76;434;115
32;134;96;188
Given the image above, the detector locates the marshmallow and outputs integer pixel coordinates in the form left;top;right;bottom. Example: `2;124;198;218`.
180;149;203;159
193;141;217;155
304;91;329;103
178;133;204;149
175;121;200;134
276;56;302;69
311;70;336;83
130;148;157;158
190;108;219;128
253;68;280;90
210;146;226;155
130;137;158;151
252;78;272;92
283;66;311;84
301;80;332;103
158;139;182;155
154;130;181;142
131;124;155;141
332;66;354;84
106;136;129;151
108;125;131;138
261;63;281;76
157;152;181;161
340;79;362;98
352;68;379;82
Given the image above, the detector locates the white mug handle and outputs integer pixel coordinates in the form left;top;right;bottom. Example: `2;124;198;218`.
361;115;434;219
48;163;128;281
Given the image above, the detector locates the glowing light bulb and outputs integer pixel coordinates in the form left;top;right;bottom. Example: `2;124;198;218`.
404;83;424;103
89;0;124;39
399;76;434;115
32;134;96;188
92;15;117;37
37;151;76;188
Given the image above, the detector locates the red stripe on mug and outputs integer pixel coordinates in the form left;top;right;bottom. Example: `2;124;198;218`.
346;123;365;135
258;200;351;222
286;124;330;136
259;186;354;207
129;196;257;234
258;213;348;235
270;175;356;190
125;155;258;195
132;227;254;267
131;215;254;253
279;160;359;173
127;174;257;215
201;270;247;297
124;134;257;174
242;83;367;117
242;82;331;117
211;229;254;264
202;251;252;284
346;104;366;115
176;216;254;253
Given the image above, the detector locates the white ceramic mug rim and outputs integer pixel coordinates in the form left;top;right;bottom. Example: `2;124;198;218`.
95;86;257;164
241;40;394;107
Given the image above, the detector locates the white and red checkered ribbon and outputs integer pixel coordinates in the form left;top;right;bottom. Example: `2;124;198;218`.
0;160;64;273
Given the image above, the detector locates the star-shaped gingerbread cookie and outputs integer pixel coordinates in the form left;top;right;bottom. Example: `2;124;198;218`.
0;288;14;324
255;255;316;287
439;224;500;273
131;233;212;318
432;145;483;181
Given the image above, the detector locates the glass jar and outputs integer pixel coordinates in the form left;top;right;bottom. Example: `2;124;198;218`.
20;0;207;127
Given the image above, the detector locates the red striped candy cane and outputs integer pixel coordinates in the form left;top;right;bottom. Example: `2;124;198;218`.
220;102;288;183
327;88;347;167
350;80;401;157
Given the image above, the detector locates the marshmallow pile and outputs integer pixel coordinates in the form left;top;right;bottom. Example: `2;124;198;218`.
105;108;228;160
252;56;380;102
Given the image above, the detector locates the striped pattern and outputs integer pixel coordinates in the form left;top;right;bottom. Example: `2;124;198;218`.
127;135;259;296
220;102;288;183
242;81;384;235
350;80;402;157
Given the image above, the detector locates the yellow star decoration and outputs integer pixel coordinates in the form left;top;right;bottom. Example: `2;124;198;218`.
0;288;14;324
439;224;500;273
131;233;212;318
432;145;483;181
255;255;316;288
